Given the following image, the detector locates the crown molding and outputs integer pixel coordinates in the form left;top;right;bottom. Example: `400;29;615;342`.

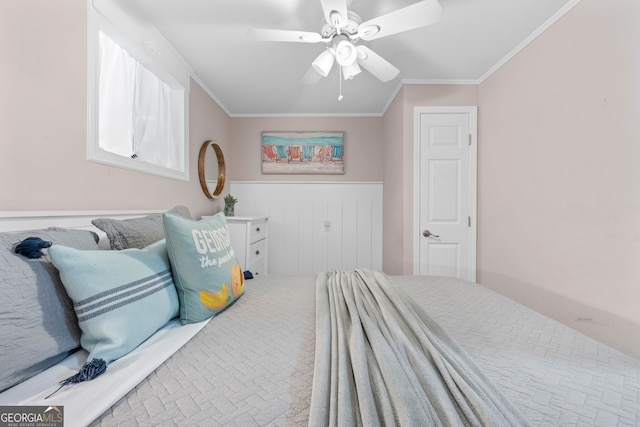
191;73;233;117
478;0;583;83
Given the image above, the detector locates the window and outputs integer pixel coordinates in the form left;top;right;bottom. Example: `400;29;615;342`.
87;1;191;180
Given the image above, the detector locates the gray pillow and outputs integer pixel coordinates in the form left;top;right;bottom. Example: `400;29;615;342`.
0;227;100;392
91;205;192;250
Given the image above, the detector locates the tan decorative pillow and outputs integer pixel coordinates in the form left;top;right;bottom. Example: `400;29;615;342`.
92;205;191;250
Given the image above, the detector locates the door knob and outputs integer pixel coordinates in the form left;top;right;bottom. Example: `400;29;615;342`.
422;229;440;238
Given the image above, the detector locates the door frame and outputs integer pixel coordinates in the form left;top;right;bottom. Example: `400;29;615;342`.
412;106;478;280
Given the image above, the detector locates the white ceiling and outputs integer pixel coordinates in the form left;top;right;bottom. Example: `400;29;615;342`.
129;0;578;116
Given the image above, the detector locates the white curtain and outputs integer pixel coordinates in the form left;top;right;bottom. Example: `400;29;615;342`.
98;32;183;171
99;32;135;158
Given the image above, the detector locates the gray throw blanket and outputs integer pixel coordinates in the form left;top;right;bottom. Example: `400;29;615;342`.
309;269;530;427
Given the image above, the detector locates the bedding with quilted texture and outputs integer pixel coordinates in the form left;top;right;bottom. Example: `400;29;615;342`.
92;274;640;426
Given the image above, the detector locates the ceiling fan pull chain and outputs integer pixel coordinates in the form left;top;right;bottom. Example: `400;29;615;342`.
338;66;343;101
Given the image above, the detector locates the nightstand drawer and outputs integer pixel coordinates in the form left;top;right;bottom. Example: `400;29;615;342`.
248;239;266;265
226;216;269;275
249;220;267;244
248;259;265;278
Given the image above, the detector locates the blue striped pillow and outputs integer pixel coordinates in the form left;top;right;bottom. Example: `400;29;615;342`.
49;240;179;364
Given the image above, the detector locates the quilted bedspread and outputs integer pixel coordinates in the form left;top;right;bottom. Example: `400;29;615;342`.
93;275;640;426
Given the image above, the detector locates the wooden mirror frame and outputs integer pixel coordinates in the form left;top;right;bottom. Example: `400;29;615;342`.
198;140;226;199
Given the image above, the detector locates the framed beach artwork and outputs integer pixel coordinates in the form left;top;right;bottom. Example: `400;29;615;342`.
261;131;345;175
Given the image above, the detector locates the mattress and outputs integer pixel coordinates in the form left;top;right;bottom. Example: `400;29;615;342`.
89;274;639;426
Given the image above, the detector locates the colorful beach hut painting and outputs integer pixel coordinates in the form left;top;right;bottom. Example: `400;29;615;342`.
261;131;345;175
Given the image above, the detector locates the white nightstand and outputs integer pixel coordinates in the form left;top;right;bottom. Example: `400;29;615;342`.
225;216;269;276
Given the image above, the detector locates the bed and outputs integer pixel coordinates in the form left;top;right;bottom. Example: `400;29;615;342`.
1;210;639;426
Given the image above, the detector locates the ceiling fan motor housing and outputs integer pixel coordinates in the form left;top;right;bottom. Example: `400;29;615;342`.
320;10;362;41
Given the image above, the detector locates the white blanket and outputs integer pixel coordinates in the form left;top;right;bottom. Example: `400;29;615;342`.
310;269;530;426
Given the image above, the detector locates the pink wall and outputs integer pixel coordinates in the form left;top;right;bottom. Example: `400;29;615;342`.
382;85;479;275
0;0;231;219
382;90;405;274
477;0;640;356
228;116;383;182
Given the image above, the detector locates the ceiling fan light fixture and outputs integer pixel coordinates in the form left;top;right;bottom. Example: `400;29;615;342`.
342;62;361;80
335;40;357;66
356;45;368;60
312;49;336;77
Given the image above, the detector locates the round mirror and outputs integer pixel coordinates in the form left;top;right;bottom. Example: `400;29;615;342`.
198;140;226;199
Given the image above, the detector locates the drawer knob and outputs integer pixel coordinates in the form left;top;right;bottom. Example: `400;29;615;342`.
256;227;261;232
255;250;260;255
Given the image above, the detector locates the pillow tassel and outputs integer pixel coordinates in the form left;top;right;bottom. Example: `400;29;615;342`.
45;358;107;399
14;237;52;259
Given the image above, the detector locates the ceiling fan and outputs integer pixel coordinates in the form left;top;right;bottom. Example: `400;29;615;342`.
248;0;442;86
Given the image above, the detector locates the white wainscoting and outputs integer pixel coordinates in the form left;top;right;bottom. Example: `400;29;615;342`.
230;181;382;275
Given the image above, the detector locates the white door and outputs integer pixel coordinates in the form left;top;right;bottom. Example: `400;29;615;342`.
413;107;477;281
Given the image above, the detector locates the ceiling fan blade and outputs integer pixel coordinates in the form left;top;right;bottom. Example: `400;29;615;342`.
320;0;349;29
247;28;324;43
356;46;399;82
301;66;323;85
358;0;442;41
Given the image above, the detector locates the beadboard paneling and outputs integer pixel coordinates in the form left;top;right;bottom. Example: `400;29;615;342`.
230;182;382;275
